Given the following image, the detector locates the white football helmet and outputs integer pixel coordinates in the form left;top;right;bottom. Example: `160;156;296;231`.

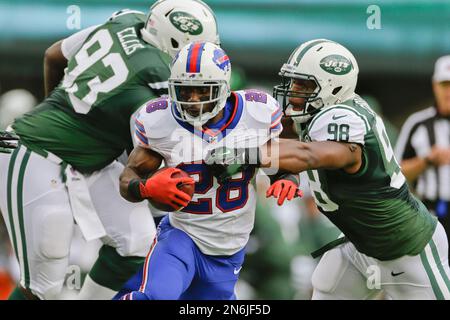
169;41;231;126
273;39;359;124
141;0;220;58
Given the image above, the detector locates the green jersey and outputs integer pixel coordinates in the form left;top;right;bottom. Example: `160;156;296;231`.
13;11;171;173
300;94;437;261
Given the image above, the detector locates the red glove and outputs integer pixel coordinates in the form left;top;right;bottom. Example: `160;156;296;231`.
266;179;303;206
139;168;195;208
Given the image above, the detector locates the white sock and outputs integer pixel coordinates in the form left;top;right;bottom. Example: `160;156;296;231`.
77;275;117;300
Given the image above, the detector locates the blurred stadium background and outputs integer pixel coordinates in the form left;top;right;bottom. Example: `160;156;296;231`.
0;0;449;299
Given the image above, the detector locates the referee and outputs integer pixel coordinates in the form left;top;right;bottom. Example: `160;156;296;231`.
395;55;450;258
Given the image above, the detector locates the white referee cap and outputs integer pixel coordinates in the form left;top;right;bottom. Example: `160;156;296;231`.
433;55;450;82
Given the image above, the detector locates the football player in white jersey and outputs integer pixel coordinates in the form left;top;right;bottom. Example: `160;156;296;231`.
117;41;301;299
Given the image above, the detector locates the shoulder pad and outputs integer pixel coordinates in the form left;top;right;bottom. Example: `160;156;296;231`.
136;97;175;139
239;89;281;125
308;105;369;144
108;9;145;22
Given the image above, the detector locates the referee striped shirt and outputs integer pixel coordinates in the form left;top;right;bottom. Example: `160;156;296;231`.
395;106;450;204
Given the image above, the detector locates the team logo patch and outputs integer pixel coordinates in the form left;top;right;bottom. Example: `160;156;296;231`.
169;11;203;35
319;55;353;75
212;49;230;71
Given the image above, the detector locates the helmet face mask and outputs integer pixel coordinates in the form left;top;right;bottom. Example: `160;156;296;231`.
274;39;359;124
141;0;220;58
169;42;231;126
273;69;322;123
169;80;228;125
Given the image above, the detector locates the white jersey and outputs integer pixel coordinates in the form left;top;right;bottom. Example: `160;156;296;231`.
134;90;282;255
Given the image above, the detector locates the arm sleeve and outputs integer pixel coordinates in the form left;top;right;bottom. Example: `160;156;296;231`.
61;25;100;59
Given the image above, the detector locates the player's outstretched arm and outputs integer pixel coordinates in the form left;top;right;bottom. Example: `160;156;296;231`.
261;139;363;175
44;40;67;97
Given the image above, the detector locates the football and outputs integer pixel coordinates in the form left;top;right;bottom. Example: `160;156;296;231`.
148;168;195;212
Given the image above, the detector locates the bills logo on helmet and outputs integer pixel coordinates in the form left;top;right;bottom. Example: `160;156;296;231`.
212;49;230;71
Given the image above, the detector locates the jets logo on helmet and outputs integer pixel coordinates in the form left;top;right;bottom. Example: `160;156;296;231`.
320;55;353;75
212;48;230;72
169;11;203;35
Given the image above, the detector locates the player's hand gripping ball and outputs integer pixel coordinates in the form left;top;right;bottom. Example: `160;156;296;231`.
146;167;195;212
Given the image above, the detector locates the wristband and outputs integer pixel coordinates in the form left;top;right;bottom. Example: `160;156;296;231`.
128;178;145;201
270;172;299;185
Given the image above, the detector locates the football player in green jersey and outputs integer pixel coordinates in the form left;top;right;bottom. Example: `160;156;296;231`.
0;0;219;300
206;39;450;299
264;39;450;299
